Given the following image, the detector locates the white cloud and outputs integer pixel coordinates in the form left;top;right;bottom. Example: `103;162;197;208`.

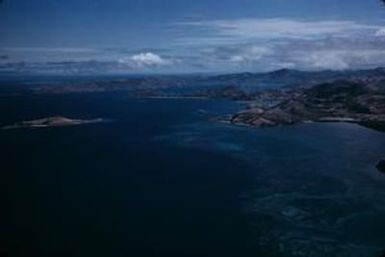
131;52;169;66
191;37;385;71
375;27;385;37
227;46;273;66
286;49;385;71
175;18;379;44
292;51;349;70
172;18;385;71
1;18;384;73
229;55;246;63
118;52;173;69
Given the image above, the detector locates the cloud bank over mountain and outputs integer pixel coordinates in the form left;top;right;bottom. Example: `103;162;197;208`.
1;16;385;74
171;18;385;72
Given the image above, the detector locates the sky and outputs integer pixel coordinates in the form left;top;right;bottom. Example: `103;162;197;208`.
0;0;385;74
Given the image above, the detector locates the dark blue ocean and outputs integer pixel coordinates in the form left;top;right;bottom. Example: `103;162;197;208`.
1;92;385;257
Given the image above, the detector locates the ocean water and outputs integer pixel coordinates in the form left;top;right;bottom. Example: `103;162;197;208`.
1;92;385;257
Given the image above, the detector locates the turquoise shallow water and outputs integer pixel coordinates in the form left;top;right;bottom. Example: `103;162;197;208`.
1;93;385;257
158;120;385;256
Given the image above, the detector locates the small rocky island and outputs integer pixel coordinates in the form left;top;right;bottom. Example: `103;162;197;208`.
2;116;105;130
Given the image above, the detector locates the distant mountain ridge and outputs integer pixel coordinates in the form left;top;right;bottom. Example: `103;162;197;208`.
1;67;385;96
204;67;385;89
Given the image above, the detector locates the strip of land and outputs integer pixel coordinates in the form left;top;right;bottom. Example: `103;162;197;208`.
2;116;105;130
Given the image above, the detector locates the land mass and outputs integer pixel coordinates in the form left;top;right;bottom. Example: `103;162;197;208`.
2;116;105;130
2;68;385;171
2;68;384;132
229;79;385;131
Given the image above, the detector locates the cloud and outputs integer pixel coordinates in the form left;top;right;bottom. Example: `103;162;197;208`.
278;35;385;70
220;45;274;69
0;52;176;75
289;50;349;70
229;46;273;62
0;47;108;63
0;47;97;53
116;52;174;70
174;18;379;45
1;18;384;73
0;48;176;73
170;18;385;71
375;27;385;37
127;52;172;68
181;35;385;72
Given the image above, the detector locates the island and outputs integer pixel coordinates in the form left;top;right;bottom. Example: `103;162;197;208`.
2;116;105;130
